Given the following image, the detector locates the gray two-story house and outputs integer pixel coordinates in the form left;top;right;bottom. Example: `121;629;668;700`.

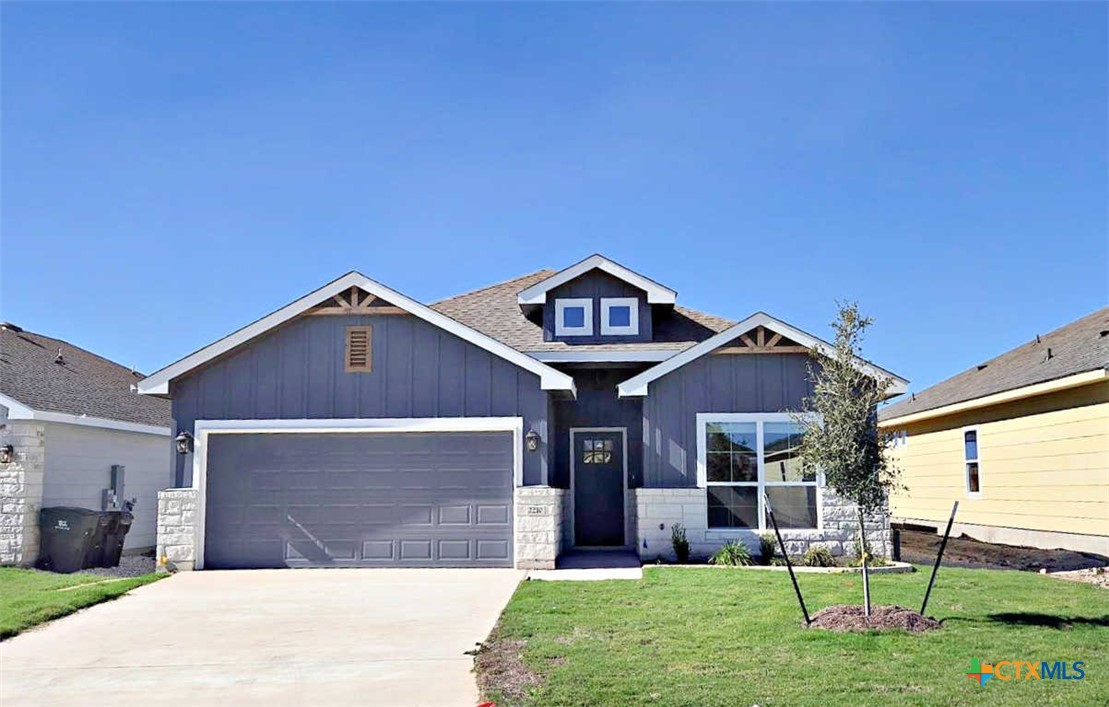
140;255;906;570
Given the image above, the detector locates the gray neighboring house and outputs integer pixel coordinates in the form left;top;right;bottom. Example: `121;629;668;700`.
0;324;172;566
139;255;907;570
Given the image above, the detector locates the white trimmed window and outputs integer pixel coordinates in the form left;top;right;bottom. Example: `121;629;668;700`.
696;413;821;530
600;297;639;336
555;298;593;336
964;428;981;496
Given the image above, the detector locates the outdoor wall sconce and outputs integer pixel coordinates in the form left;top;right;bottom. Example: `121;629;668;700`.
525;429;541;453
0;444;13;464
174;431;194;455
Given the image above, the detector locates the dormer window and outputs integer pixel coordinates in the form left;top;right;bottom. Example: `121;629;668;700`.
601;297;638;336
555;298;593;336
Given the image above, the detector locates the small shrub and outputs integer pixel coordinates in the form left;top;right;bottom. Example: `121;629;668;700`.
671;523;690;563
801;546;836;568
769;556;789;566
709;541;753;566
848;538;890;567
758;533;778;564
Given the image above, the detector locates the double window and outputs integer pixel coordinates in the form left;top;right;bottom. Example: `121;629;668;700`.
554;297;641;337
964;428;981;495
697;413;820;530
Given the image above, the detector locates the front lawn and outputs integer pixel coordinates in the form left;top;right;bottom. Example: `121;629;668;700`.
480;567;1107;706
0;567;162;640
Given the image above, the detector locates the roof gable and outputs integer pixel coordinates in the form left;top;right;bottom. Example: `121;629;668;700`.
138;272;577;396
617;312;908;398
516;254;677;305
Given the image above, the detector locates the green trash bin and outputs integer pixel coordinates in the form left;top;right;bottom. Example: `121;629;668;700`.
38;508;101;573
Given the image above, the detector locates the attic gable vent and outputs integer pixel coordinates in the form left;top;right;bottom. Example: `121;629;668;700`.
344;325;373;373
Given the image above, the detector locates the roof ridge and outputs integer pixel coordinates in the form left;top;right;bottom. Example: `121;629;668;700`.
431;269;557;305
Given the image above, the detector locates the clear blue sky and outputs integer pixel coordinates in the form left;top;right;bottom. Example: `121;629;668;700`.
2;3;1106;396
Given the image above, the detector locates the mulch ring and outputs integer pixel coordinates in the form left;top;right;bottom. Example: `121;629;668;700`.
472;631;541;705
808;605;941;633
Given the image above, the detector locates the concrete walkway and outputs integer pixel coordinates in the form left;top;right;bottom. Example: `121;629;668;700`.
527;549;643;581
0;568;524;707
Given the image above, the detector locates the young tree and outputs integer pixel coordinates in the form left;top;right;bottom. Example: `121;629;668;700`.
796;302;898;617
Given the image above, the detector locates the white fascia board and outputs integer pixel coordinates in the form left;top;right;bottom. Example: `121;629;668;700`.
616;312;909;398
878;368;1108;428
0;393;170;436
526;349;677;363
139;272;576;396
193;416;524;434
517;254;677;305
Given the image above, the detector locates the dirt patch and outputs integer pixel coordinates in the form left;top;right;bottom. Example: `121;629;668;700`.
472;630;541;706
898;529;1107;572
808;605;942;633
1050;567;1109;589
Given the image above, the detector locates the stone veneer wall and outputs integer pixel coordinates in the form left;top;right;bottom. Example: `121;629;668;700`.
0;421;46;567
514;486;567;569
634;488;890;562
156;488;199;572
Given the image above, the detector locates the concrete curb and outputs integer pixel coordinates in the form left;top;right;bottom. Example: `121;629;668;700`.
650;561;916;574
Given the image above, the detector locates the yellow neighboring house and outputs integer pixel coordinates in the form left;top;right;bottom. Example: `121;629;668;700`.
879;307;1108;556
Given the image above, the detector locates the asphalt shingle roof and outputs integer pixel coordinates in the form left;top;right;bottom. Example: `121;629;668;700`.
0;325;171;427
879;307;1109;421
430;270;734;353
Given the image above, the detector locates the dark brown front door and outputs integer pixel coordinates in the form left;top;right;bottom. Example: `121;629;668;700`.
573;430;625;546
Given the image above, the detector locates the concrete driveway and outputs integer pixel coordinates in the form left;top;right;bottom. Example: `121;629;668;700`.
0;568;524;707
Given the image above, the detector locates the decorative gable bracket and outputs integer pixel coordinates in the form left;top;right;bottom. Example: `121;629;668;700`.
711;325;810;355
306;286;406;316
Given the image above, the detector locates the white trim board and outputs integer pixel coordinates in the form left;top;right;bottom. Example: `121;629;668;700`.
525;350;677;363
568;427;630;548
0;393;170;436
617;312;909;398
517;254;677;305
138;271;576;396
189;416;525;570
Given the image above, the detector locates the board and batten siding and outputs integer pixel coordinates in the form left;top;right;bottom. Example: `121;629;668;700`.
642;353;815;487
542;269;653;343
170;313;549;486
887;382;1109;539
41;422;172;550
552;368;645;488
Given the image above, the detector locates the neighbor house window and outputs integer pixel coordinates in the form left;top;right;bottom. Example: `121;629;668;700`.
964;428;981;495
698;413;820;530
344;325;372;372
555;298;593;336
600;297;639;336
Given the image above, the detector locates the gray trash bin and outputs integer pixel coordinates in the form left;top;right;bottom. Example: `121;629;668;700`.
39;508;100;573
98;511;133;567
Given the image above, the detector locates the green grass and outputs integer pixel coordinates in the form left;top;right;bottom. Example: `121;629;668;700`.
483;567;1108;706
0;567;163;640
